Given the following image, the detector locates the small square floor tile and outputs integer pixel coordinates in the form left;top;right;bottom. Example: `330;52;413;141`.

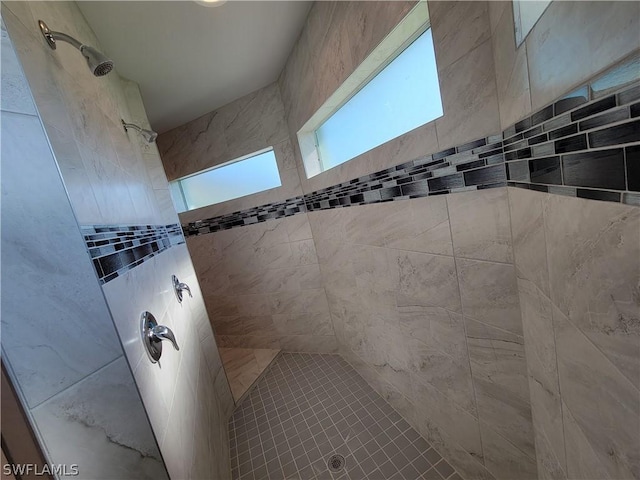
228;354;464;480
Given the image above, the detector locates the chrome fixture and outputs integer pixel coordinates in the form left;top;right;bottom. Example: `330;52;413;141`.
141;311;179;363
194;0;227;7
172;275;192;304
121;120;158;144
38;20;114;77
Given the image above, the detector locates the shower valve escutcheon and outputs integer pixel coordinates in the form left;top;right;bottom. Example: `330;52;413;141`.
141;311;179;363
172;275;192;303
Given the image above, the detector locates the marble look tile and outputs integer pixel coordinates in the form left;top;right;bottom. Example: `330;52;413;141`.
479;421;538;480
492;1;532;129
213;316;245;336
435;39;500;150
553;307;640;479
407;337;477;416
561;400;611;480
243;316;279;336
465;318;535;460
398;307;468;363
345;1;414;68
1;20;37;115
272;313;334;336
508;187;550;296
457;259;522;335
447;188;513;263
217;335;281;350
1;111;122;407
543;194;640;389
487;1;509;34
387;196;453;256
32;357;168;480
312;2;354;116
278;335;339;354
219;347;280;400
286;213;313;242
533;424;568;480
518;278;566;472
273;138;297;171
411;379;483;461
429;0;492;70
391;250;461;312
270;288;330;316
526;1;640;111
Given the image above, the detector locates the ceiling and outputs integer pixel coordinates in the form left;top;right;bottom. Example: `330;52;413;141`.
78;1;311;133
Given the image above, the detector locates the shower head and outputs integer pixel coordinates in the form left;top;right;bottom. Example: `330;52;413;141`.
122;120;158;144
80;45;114;77
38;20;114;77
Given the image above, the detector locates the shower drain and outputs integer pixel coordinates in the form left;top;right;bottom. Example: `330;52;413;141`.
327;454;346;473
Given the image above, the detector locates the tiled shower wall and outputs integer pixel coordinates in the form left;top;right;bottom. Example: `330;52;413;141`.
161;2;640;480
1;21;166;478
1;2;233;479
491;2;640;479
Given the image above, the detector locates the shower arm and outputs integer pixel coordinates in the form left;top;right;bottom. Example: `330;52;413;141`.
39;21;83;51
121;121;144;134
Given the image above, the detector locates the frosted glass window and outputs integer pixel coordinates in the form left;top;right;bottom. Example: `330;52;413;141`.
513;0;552;46
170;148;281;213
314;28;442;171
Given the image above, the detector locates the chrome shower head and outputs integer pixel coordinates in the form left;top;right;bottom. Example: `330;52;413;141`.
80;45;114;77
122;120;158;144
38;20;114;77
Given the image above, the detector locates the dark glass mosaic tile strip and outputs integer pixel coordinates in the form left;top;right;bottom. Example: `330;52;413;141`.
182;71;640;237
530;157;562;185
578;107;629;131
82;223;184;284
576;189;621;202
562;149;626;190
588;119;640;148
626;145;640;191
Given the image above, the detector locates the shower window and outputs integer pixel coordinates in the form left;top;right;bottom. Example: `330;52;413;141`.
296;2;441;178
169;147;281;212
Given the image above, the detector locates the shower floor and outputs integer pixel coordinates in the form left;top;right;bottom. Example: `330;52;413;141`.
228;353;462;480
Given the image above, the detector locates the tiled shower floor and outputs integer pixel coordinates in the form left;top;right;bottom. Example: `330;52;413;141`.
228;353;462;480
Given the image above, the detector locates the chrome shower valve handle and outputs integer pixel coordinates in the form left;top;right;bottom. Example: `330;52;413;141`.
172;275;192;303
150;324;180;351
141;311;179;363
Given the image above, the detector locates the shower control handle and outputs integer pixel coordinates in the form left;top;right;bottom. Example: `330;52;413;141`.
172;275;192;303
151;325;180;351
141;311;179;363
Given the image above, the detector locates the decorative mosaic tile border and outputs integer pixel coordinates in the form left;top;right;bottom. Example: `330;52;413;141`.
82;223;185;284
181;54;640;237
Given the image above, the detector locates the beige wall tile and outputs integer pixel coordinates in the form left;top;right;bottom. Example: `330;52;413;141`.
543;194;640;389
465;318;535;460
429;1;491;70
518;279;566;472
491;1;532;129
508;188;550;296
412;379;483;460
479;421;538;480
391;250;461;312
457;259;522;335
435;39;501;150
554;306;639;479
448;188;513;263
